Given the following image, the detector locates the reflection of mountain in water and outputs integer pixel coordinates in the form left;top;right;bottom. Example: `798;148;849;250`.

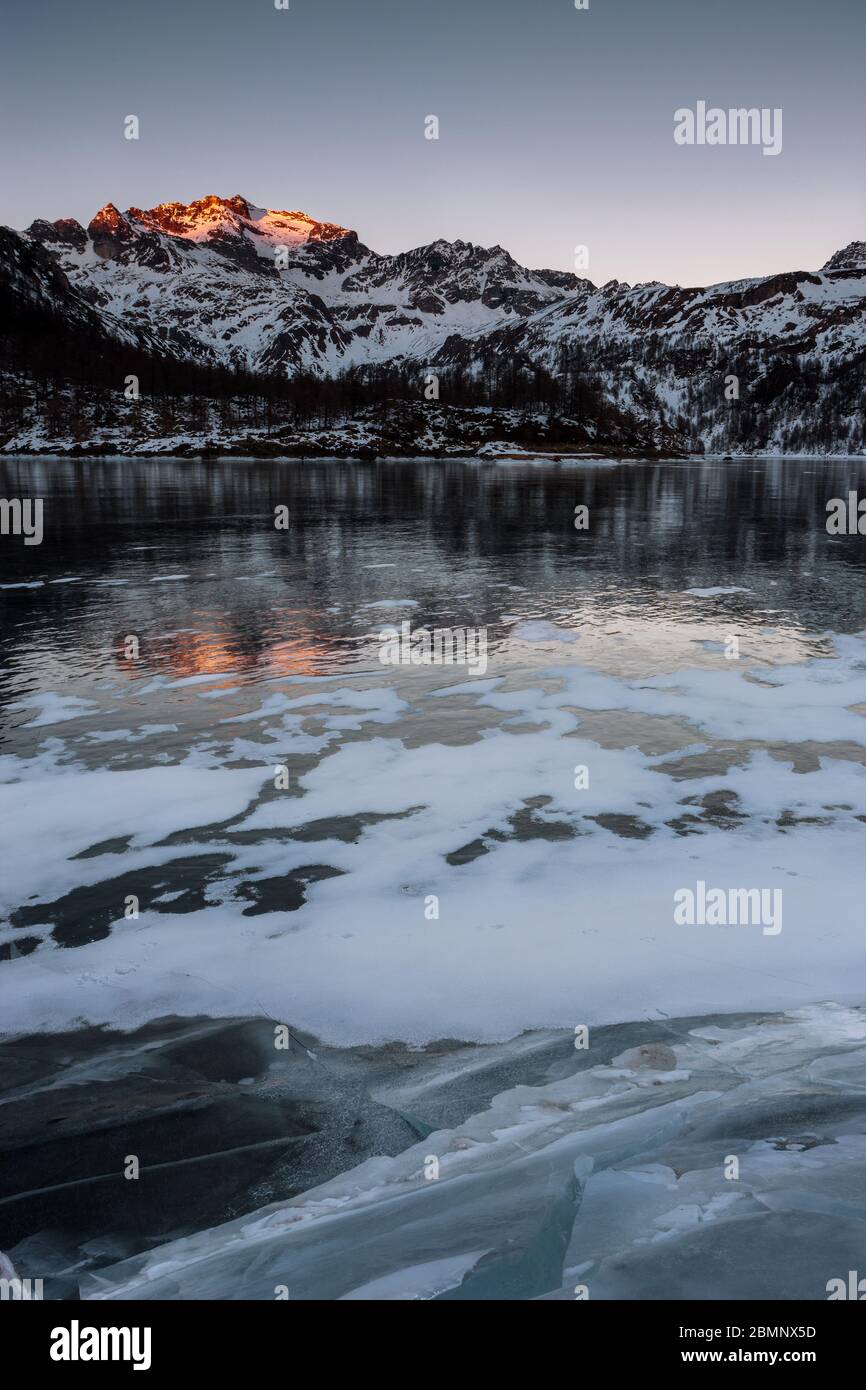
2;456;866;636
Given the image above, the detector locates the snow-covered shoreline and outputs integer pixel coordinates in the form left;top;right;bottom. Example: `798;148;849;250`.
4;445;866;463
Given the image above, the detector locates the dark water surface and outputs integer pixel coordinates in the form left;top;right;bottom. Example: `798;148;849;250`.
2;456;866;713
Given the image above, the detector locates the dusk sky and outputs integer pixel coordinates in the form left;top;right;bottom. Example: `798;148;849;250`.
2;0;863;287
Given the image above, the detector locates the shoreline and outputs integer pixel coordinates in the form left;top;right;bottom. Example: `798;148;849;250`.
3;447;866;462
0;990;852;1047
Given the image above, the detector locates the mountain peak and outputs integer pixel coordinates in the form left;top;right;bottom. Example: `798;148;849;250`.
127;194;250;237
26;216;88;252
88;203;134;240
821;241;866;272
124;194;354;251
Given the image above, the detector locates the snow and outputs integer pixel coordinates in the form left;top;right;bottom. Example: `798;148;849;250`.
0;764;269;918
2;634;866;1043
510;620;580;643
685;586;752;597
8;693;98;727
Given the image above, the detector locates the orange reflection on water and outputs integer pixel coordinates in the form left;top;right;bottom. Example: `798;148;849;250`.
115;619;348;682
264;637;327;678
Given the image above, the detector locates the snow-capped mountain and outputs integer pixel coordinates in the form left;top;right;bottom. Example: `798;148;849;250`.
22;193;581;377
3;192;865;454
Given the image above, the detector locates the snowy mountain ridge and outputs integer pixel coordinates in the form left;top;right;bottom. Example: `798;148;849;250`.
4;193;865;453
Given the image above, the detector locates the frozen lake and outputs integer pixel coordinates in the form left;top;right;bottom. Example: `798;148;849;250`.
1;454;865;1298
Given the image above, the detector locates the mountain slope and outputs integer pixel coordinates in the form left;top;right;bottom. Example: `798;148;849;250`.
3;194;865;455
23;194;580;379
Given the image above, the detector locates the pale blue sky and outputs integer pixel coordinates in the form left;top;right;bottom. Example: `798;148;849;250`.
2;0;863;286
